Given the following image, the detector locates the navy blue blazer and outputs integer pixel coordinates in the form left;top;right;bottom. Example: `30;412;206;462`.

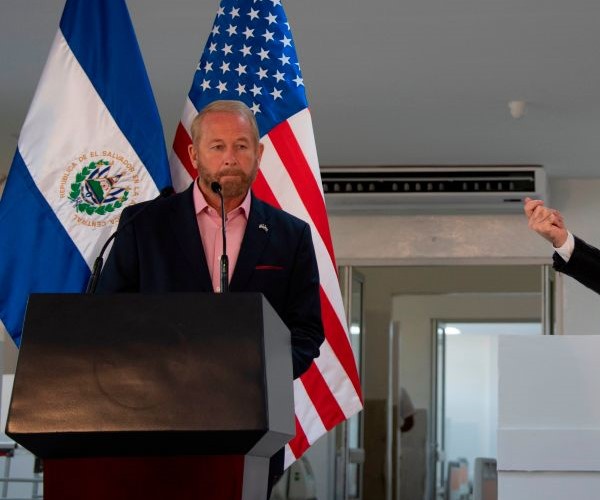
97;183;324;379
553;235;600;295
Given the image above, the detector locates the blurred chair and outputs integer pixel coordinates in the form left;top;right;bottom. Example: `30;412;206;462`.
445;458;469;500
473;457;497;500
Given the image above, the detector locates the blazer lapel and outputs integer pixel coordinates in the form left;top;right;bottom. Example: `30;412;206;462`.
169;184;213;290
230;194;271;291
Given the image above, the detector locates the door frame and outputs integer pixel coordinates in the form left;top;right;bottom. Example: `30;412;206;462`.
336;266;366;500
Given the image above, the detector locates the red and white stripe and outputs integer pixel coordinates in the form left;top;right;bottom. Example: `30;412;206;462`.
169;105;363;467
168;98;197;192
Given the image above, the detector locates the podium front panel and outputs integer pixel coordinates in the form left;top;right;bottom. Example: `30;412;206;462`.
6;293;293;458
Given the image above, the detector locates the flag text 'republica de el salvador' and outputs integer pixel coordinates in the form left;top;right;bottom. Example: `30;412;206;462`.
0;0;171;346
169;0;363;466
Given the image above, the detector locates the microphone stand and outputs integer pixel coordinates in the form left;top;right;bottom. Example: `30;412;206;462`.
211;182;229;293
85;236;114;294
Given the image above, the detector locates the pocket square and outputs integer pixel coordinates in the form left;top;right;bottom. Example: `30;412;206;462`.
255;265;284;270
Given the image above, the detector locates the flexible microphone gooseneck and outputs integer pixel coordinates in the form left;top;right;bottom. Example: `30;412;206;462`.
85;186;175;294
210;181;229;293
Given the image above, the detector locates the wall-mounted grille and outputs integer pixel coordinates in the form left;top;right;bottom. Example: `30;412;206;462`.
320;166;546;213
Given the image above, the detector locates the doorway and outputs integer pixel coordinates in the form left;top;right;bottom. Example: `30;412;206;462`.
356;265;545;500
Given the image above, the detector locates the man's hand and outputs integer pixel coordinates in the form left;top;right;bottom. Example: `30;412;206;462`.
524;197;568;247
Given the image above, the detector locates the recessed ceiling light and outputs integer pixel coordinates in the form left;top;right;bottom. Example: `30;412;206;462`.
444;326;462;335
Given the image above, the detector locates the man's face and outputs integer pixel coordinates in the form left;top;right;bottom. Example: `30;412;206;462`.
188;111;263;200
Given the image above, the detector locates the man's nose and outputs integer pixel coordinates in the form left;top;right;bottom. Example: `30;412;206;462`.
223;148;237;165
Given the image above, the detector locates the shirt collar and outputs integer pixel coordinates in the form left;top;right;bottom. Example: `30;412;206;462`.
193;179;251;218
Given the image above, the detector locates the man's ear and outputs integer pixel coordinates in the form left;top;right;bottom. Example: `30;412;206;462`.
187;144;198;168
257;142;265;165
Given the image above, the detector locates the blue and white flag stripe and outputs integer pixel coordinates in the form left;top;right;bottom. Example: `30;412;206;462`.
18;30;160;263
59;1;169;187
0;0;170;346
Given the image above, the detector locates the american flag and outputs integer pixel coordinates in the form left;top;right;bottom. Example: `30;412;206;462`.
169;0;363;466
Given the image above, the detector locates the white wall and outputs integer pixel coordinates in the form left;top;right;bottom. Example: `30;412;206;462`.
498;335;600;499
330;213;550;266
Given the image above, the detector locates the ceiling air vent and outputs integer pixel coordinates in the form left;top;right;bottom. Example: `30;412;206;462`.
321;165;547;213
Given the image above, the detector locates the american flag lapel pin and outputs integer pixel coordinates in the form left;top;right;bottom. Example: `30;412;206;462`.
259;223;268;233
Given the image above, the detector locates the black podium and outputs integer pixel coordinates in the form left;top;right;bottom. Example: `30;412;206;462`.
6;293;295;500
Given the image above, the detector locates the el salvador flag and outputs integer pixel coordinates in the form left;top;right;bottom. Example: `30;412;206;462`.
0;0;171;346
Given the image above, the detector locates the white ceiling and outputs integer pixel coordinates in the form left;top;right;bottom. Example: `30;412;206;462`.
2;0;600;180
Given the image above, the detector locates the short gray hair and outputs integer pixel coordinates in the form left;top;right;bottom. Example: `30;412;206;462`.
190;100;260;146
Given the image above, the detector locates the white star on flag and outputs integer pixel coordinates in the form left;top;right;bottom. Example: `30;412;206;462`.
270;87;283;100
216;80;228;93
250;83;262;96
236;83;247;95
262;29;275;42
256;67;268;79
250;102;261;114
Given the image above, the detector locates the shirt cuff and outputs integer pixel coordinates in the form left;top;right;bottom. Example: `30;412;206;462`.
554;231;574;263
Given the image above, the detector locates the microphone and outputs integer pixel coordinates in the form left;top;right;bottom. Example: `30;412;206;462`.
211;181;229;293
85;186;175;294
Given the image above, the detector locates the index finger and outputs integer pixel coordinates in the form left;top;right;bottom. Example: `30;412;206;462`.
524;198;545;217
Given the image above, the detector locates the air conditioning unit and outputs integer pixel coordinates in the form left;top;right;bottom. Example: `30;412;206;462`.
321;165;547;213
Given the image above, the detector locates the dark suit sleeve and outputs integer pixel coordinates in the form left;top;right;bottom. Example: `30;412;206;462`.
553;235;600;295
286;223;325;379
95;206;141;292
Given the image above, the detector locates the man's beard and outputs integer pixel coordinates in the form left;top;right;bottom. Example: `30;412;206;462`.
199;167;256;199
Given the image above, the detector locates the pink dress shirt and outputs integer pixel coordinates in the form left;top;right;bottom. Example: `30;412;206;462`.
193;181;251;292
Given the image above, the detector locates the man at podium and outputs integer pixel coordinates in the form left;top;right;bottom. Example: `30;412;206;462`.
97;100;325;491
